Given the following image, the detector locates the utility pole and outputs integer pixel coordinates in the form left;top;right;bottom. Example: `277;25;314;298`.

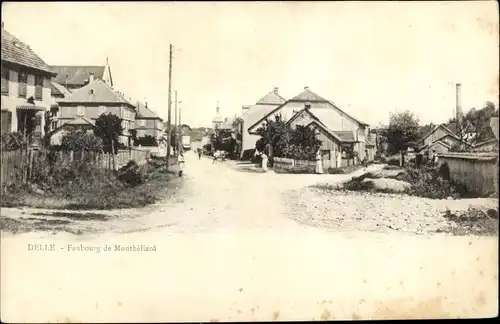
166;44;173;168
174;90;178;156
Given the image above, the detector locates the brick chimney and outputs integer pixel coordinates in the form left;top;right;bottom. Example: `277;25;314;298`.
273;87;279;95
455;83;464;126
304;86;309;91
89;72;94;83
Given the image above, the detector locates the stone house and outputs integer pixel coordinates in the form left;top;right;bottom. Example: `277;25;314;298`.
56;77;136;145
51;60;113;91
134;101;163;139
1;22;56;144
235;87;287;159
247;86;371;162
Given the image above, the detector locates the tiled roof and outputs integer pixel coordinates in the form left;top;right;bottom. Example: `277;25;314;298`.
256;89;287;106
135;101;162;120
58;78;135;107
51;65;105;86
239;103;280;131
289;88;328;102
1;26;55;74
332;131;357;142
50;81;71;97
248;88;368;132
421;124;460;142
66;116;96;126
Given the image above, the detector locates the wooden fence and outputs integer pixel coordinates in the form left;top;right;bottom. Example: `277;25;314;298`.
1;147;153;187
438;152;499;197
273;157;317;173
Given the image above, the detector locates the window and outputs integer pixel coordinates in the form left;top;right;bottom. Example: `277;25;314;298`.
138;119;146;127
99;105;106;115
35;75;43;100
51;120;58;130
1;110;12;134
1;67;9;95
77;106;84;116
18;72;28;98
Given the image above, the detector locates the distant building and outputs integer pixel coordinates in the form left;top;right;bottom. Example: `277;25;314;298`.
134;101;163;139
1;22;57;144
247;86;371;162
56;78;137;145
235;87;286;159
212;101;223;130
51;59;113;91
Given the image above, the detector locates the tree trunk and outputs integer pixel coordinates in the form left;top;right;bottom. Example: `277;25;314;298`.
400;150;405;167
111;139;116;171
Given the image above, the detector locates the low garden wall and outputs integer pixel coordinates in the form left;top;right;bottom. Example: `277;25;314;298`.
273;157;316;174
438;152;499;196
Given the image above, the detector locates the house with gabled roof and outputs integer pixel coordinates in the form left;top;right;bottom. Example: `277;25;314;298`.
236;86;287;159
134;100;163;139
51;58;113;91
247;86;371;162
56;77;136;145
1;22;57;144
418;124;465;157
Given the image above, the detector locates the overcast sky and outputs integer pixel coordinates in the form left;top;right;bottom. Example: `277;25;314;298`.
2;1;498;128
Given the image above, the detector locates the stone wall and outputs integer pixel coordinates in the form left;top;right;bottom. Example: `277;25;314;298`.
438;152;499;196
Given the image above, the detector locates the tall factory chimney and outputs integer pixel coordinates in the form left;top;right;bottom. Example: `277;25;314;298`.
456;83;463;124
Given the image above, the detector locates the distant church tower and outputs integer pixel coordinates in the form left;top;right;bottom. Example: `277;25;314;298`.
212;101;223;130
102;57;114;88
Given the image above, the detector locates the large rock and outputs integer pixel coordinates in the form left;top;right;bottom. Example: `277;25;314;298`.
362;178;411;193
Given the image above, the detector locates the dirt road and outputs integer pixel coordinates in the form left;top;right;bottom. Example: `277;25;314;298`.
1;152;498;321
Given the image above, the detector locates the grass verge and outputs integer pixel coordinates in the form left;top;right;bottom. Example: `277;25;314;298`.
0;162;182;210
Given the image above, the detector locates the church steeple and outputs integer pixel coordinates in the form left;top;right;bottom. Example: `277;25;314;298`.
212;101;223;130
102;57;114;88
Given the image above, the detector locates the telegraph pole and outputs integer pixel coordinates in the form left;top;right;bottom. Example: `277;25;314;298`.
174;90;178;156
166;44;173;168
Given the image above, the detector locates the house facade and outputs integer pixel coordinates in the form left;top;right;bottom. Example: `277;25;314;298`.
1;22;56;144
236;87;287;159
51;60;113;91
247;87;370;161
134;101;163;139
56;77;136;145
419;124;463;157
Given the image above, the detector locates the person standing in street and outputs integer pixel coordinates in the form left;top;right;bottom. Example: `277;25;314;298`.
315;149;323;174
178;151;185;177
261;153;268;172
198;148;202;160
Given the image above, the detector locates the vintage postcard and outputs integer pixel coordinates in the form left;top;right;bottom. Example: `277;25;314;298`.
1;1;498;322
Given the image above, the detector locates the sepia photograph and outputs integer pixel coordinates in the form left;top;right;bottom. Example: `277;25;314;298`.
0;1;498;321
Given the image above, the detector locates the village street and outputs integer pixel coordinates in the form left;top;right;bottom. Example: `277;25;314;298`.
1;152;498;321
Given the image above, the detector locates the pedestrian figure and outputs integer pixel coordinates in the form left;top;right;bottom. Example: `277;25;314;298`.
198;149;202;160
261;153;268;171
213;150;218;164
315;149;323;174
431;149;438;164
178;151;185;177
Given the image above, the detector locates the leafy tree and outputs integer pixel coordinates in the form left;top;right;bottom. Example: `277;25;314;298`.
60;129;103;152
382;110;420;156
94;113;124;171
255;115;322;161
0;132;27;151
463;101;499;142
